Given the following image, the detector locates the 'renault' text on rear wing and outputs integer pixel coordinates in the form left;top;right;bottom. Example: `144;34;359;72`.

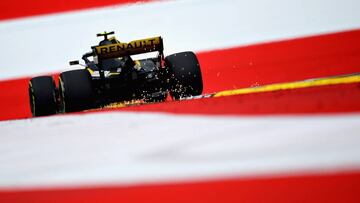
94;36;163;60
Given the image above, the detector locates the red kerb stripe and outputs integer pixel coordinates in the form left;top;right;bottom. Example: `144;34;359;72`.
0;0;153;21
198;29;360;93
112;83;360;115
1;170;359;203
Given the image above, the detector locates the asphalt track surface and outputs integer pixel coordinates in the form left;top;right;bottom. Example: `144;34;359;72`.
0;0;360;202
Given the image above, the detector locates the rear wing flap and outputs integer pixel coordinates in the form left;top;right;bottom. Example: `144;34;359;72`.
94;36;163;60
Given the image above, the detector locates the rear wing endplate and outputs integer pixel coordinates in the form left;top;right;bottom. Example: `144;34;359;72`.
94;36;163;60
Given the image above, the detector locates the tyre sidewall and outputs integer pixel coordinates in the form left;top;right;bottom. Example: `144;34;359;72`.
29;76;57;117
59;69;93;112
165;51;203;100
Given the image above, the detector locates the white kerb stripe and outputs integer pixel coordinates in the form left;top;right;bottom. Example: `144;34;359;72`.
0;112;359;189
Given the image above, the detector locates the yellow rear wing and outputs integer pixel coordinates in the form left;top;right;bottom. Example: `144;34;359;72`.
94;36;163;59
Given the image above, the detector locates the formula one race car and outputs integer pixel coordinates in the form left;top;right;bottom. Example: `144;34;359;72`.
29;31;203;117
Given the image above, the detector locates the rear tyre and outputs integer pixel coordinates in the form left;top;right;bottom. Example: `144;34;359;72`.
165;51;203;100
29;76;57;117
59;69;93;113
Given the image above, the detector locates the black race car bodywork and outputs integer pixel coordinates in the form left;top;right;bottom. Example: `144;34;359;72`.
29;31;203;117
